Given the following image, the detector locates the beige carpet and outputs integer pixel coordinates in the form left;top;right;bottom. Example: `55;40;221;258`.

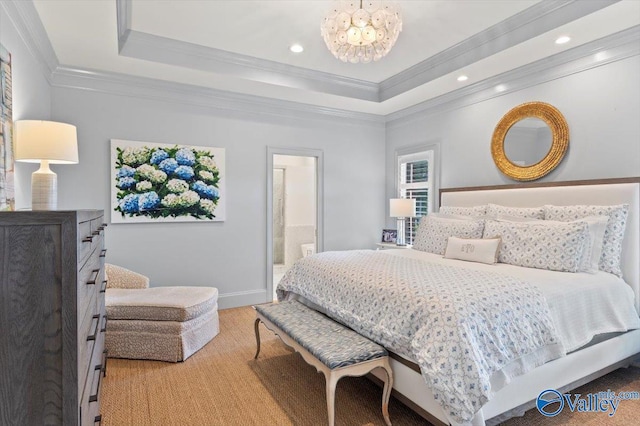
102;306;640;425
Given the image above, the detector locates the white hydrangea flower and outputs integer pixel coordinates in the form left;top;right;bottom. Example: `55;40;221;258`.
136;164;155;179
122;147;137;165
149;169;167;184
200;199;216;215
198;170;214;181
134;147;151;164
198;156;218;172
178;190;200;207
161;194;179;207
136;181;152;191
167;179;189;193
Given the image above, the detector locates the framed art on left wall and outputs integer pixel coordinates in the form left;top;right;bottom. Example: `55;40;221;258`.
110;139;226;223
0;43;14;211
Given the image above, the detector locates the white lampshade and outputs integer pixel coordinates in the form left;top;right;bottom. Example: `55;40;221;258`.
15;120;79;210
15;120;78;164
389;198;416;218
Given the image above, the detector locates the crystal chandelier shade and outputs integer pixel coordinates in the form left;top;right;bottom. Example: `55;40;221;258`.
321;1;403;63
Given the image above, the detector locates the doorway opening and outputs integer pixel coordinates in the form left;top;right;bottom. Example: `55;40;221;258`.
267;148;323;302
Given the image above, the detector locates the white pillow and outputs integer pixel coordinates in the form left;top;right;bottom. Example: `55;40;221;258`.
439;205;487;217
487;203;544;219
413;215;485;255
444;237;501;265
544;204;629;277
483;220;589;273
493;214;608;273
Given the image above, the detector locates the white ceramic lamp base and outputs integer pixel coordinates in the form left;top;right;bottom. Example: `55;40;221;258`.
31;161;57;210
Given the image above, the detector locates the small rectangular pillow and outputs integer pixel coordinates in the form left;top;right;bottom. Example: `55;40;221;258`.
483;220;589;272
413;215;485;255
439;205;487;217
444;237;501;264
487;203;544;219
544;204;629;277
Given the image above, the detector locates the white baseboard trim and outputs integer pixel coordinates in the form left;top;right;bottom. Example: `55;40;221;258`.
218;289;268;309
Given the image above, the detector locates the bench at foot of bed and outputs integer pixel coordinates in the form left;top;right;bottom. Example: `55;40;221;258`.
253;300;393;426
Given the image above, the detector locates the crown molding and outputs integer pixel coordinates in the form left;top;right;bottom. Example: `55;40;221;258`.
115;0;619;103
115;0;379;102
386;25;640;128
379;0;620;101
0;0;58;82
49;66;386;127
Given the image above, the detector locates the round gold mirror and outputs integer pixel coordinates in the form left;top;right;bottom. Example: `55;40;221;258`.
491;102;569;181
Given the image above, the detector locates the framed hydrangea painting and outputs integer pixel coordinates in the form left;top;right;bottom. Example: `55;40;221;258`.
110;139;225;223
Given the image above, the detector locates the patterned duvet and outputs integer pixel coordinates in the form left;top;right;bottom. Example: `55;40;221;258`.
276;250;565;424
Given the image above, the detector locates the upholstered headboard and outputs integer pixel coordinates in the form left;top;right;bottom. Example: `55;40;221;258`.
440;178;640;312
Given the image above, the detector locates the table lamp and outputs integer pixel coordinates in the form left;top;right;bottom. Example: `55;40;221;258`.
389;198;416;246
15;120;78;210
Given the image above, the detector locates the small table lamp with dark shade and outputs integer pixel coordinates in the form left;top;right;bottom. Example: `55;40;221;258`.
389;198;416;246
14;120;78;210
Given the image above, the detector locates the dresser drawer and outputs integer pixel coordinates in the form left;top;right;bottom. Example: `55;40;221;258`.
78;219;94;267
80;328;105;426
78;310;98;393
78;255;101;316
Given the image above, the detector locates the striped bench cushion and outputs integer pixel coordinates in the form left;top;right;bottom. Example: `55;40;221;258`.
255;301;387;369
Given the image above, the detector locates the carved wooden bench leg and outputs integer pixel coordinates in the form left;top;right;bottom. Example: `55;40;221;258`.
253;317;261;359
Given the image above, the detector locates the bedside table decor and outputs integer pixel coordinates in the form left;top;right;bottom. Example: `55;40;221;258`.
389;198;416;246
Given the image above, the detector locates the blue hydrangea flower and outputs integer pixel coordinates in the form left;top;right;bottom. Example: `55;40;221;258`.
119;194;139;213
138;191;160;211
150;150;169;165
192;181;219;199
174;165;194;180
117;165;136;178
175;148;196;166
117;177;136;189
159;158;179;174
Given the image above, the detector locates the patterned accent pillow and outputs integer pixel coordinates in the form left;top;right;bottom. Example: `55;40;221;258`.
544;204;629;277
487;203;544;219
439;205;487;216
413;216;485;255
483;220;589;272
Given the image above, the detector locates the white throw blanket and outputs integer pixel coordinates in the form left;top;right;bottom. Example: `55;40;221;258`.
277;250;565;424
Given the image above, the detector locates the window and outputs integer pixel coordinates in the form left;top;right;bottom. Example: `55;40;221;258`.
397;149;434;245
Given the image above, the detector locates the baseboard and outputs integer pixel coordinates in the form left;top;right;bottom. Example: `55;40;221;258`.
218;289;268;309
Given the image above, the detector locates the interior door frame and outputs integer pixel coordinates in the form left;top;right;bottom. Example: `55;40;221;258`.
266;147;324;302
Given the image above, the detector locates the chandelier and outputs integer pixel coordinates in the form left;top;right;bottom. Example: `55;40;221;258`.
321;1;402;63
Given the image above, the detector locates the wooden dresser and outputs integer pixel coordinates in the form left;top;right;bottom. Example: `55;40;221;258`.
0;210;107;426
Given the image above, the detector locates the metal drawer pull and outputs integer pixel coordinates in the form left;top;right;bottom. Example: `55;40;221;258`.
94;415;102;425
92;230;100;236
82;235;93;243
102;349;108;377
99;249;107;258
89;364;103;403
100;280;107;293
100;315;107;333
87;315;100;341
86;269;100;285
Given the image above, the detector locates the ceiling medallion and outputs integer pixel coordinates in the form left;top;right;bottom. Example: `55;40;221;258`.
321;1;403;63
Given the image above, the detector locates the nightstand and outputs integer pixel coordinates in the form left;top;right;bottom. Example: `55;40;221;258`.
376;242;412;250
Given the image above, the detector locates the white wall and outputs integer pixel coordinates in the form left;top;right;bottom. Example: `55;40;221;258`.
50;87;386;308
386;56;640;215
0;4;52;208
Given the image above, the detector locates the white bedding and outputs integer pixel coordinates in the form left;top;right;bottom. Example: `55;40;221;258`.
384;249;640;353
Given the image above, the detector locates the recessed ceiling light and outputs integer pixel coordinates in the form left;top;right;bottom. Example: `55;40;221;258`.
495;84;507;93
555;36;571;45
289;44;304;53
457;75;468;82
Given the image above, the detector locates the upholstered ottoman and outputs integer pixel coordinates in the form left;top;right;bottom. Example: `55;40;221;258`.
105;264;219;362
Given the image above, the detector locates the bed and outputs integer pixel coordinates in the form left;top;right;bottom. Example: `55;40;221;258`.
276;177;640;426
